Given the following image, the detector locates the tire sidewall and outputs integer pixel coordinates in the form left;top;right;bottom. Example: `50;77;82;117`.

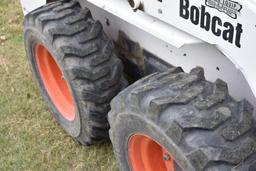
111;113;196;171
24;28;81;137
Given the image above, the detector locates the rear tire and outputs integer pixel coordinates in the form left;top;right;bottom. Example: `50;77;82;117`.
24;1;124;145
109;67;256;171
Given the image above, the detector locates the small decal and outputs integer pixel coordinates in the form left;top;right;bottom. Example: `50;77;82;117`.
205;0;242;19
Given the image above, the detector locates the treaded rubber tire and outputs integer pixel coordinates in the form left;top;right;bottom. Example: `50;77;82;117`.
109;67;256;171
24;0;124;145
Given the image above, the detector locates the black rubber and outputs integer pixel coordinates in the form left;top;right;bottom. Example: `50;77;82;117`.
24;1;124;145
109;67;256;171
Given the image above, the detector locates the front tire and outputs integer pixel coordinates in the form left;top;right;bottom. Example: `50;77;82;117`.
24;1;124;145
109;67;256;171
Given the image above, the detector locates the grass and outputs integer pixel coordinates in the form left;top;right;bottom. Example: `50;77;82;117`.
0;0;117;170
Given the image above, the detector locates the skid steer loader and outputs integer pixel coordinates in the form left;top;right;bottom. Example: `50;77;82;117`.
20;0;256;170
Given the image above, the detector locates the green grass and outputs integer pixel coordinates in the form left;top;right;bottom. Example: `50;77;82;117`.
0;1;117;170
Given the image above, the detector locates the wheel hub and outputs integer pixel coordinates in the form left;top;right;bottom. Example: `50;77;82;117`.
128;134;183;171
35;44;75;121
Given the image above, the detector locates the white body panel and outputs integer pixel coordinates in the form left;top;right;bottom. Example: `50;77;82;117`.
20;0;256;109
20;0;46;15
142;0;256;99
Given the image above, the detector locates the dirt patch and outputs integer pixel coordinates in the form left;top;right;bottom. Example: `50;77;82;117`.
0;55;7;65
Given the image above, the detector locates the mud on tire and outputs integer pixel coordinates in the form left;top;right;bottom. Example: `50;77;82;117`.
24;1;124;145
109;67;256;171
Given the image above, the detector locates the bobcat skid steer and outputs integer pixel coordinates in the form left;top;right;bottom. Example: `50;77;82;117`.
20;0;256;170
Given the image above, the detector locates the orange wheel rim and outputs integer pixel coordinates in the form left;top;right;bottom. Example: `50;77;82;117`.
128;134;183;171
35;44;75;121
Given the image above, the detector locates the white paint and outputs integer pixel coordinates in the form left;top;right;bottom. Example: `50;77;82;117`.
84;0;202;48
20;0;46;15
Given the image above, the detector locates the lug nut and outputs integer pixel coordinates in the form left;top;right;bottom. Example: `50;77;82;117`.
163;154;170;161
